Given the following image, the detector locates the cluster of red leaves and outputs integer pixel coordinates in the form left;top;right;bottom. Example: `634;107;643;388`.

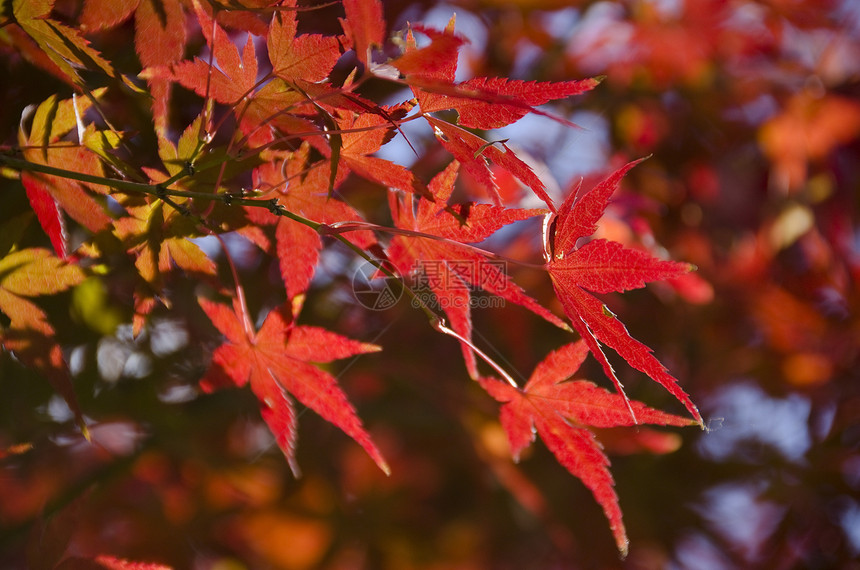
0;0;702;556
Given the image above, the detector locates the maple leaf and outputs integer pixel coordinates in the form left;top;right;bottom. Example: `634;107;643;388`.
198;298;388;477
478;340;696;556
392;21;601;130
546;160;702;424
147;0;330;144
0;248;88;435
80;0;186;69
419;76;602;130
258;5;400;150
267;2;341;83
337;109;429;196
18;92;112;258
159;0;259;107
339;0;384;68
387;21;462;82
427;116;554;209
391;20;595;209
113;117;216;291
113;201;215;290
79;0;186;126
153;113;207;179
387;161;567;378
11;0;120;86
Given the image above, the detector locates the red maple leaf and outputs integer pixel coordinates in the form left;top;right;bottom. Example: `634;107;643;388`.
144;0;305;143
389;20;599;209
339;0;385;68
478;340;696;556
160;0;259;108
149;0;350;148
426;117;555;209
198;297;388;477
387;21;462;82
546;160;702;424
387;160;567;378
391;21;600;130
80;0;186;125
423;76;602;130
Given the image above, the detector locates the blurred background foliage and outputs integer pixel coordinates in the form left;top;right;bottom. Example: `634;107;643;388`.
1;0;859;568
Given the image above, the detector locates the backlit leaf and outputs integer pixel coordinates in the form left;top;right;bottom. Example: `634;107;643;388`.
13;0;120;85
0;248;84;296
243;155;376;300
268;3;340;82
427;117;554;209
199;298;388;476
388;161;565;377
479;340;696;555
546;161;702;424
340;0;384;68
419;76;602;130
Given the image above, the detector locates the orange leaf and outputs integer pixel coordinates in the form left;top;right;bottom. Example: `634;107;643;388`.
340;0;384;68
268;3;341;82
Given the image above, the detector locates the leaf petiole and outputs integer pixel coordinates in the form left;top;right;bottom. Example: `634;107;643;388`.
432;319;519;388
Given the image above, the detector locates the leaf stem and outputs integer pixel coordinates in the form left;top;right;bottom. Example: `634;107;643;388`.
1;152;522;386
432;320;519;388
1;152;160;194
0;153;313;227
324;231;519;387
322;231;440;324
214;233;256;341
